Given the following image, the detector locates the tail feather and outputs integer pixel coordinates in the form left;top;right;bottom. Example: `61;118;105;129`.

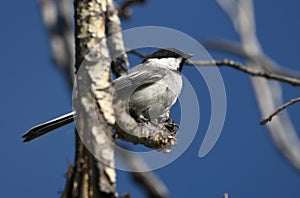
22;111;76;142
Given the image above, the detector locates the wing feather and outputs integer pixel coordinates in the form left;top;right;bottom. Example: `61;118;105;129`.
114;69;165;93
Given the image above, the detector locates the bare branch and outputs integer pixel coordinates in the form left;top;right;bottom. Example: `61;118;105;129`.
127;48;300;86
73;0;117;197
260;97;300;125
106;0;130;77
186;59;300;86
39;1;172;197
38;1;98;197
105;1;173;195
113;99;177;153
216;0;300;171
204;39;300;80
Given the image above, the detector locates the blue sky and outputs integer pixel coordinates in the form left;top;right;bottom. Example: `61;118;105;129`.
1;0;300;197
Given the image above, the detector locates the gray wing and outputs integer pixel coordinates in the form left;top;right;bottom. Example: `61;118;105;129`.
114;69;165;93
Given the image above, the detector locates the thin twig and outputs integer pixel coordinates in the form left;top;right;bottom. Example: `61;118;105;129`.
127;49;300;86
260;97;300;125
186;59;300;86
204;39;300;80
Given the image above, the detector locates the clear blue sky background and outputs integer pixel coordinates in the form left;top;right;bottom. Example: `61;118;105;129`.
1;0;300;197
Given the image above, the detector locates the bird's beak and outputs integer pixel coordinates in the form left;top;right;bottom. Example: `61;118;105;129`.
183;53;193;59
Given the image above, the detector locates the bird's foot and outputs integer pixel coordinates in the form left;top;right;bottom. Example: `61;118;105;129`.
163;118;179;132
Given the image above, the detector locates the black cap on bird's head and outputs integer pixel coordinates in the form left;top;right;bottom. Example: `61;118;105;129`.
143;48;193;71
146;48;193;60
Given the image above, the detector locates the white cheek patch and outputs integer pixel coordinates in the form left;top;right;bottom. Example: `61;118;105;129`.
147;57;182;70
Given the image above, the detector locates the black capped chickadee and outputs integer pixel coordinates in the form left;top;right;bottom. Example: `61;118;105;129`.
22;48;193;142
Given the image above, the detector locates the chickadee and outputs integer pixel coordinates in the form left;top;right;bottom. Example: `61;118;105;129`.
22;48;192;142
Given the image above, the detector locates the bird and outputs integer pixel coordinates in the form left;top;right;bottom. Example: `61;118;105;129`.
22;48;192;142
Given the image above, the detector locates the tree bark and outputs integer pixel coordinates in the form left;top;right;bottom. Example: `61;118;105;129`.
63;0;117;197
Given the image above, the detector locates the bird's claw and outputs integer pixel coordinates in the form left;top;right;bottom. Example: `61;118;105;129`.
163;118;179;132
